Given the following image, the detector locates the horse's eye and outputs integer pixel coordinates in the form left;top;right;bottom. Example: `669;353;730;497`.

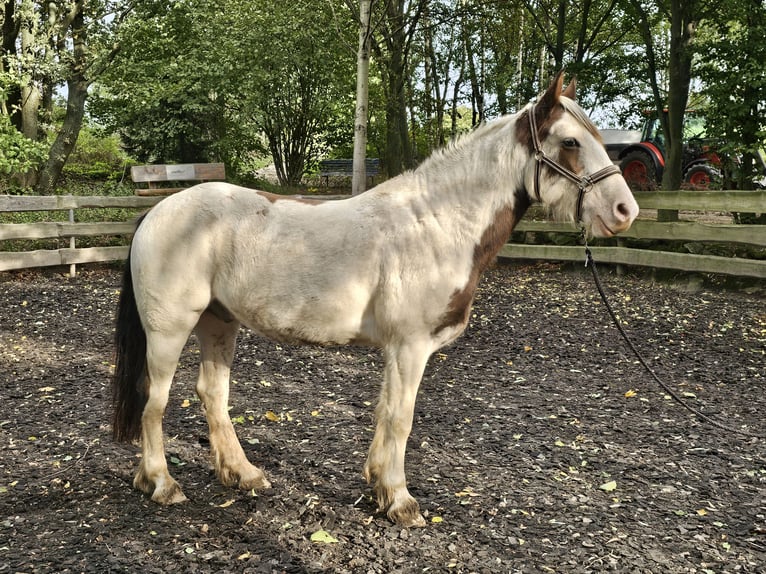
562;138;580;148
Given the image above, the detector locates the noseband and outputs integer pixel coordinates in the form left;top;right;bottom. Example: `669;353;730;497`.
528;103;621;223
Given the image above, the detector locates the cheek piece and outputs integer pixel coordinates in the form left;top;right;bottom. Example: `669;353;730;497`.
528;103;622;223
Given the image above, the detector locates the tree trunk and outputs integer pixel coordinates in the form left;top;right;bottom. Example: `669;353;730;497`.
352;0;372;196
36;8;88;195
661;0;695;195
383;45;411;176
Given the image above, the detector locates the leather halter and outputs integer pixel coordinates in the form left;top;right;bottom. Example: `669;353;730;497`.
528;103;622;223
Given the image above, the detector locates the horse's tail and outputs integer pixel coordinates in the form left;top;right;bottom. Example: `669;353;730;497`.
112;216;148;442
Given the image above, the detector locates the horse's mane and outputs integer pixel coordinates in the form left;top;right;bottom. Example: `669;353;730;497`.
415;97;601;174
559;96;603;142
414;114;516;173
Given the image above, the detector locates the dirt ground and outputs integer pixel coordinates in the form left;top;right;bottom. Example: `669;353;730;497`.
0;262;764;573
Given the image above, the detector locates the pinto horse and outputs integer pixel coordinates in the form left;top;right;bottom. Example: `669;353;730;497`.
112;73;638;527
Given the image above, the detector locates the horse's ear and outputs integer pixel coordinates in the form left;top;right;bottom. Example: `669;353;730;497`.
562;76;576;100
537;70;566;111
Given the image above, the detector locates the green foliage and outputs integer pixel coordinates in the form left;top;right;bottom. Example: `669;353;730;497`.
88;1;227;164
0;116;48;192
60;125;131;182
90;0;355;185
696;2;766;188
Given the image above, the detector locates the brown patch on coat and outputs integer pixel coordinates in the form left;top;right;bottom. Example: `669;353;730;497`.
558;146;583;175
514;105;565;155
257;191;324;205
433;191;531;335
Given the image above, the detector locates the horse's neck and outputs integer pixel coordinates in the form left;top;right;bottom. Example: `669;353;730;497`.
400;117;530;245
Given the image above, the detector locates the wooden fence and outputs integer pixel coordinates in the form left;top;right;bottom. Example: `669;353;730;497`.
503;190;765;278
0;195;158;276
0;190;764;278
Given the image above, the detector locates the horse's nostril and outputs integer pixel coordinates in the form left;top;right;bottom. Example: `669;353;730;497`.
616;202;631;220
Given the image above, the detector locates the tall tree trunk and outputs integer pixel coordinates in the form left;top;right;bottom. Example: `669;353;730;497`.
372;0;425;176
352;0;372;195
36;8;87;195
383;39;411;176
2;0;21;124
661;0;695;194
463;19;484;126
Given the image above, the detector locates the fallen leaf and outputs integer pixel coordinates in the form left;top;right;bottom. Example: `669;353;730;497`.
624;389;637;398
219;499;235;508
264;411;280;422
180;399;191;408
696;508;708;516
310;529;338;544
455;487;480;497
237;552;251;560
599;480;617;492
431;516;443;523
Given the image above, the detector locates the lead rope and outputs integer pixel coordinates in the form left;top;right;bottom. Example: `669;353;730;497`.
582;234;764;440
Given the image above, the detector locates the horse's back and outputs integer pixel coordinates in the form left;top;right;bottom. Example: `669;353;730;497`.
130;183;384;344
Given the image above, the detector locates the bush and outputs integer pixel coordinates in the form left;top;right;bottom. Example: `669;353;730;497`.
61;126;132;182
0;115;49;192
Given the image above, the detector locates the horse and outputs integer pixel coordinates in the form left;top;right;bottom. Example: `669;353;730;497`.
112;72;639;528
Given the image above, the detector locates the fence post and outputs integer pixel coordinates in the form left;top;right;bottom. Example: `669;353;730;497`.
69;208;76;278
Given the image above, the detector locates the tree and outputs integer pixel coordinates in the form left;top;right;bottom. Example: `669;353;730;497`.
369;0;428;176
94;0;354;186
233;0;355;186
697;0;766;189
351;0;372;196
629;0;700;196
1;0;126;193
90;0;228;165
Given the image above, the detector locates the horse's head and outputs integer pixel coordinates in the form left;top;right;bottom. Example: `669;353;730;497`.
519;72;639;238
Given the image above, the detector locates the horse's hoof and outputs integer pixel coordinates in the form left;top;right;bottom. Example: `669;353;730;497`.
239;471;271;492
386;496;426;528
394;511;427;528
150;482;188;505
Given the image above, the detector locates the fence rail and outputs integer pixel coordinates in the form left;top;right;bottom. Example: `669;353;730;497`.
0;194;160;275
504;190;765;278
1;191;764;278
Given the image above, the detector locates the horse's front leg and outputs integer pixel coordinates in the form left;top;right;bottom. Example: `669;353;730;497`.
195;312;271;493
364;340;431;527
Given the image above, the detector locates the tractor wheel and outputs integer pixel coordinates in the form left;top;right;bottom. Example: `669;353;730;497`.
620;150;657;191
684;164;721;190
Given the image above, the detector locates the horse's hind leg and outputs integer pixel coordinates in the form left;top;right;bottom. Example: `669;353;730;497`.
134;329;192;504
364;340;431;527
195;311;271;492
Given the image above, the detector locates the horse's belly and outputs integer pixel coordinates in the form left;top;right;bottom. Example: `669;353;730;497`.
224;288;376;347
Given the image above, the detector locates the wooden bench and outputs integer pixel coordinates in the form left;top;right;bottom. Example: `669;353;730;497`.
131;163;226;196
319;158;380;186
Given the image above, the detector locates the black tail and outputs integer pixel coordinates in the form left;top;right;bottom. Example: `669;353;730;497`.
112;231;148;442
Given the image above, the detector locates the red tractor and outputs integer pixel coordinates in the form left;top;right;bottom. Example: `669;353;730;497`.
618;111;723;191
